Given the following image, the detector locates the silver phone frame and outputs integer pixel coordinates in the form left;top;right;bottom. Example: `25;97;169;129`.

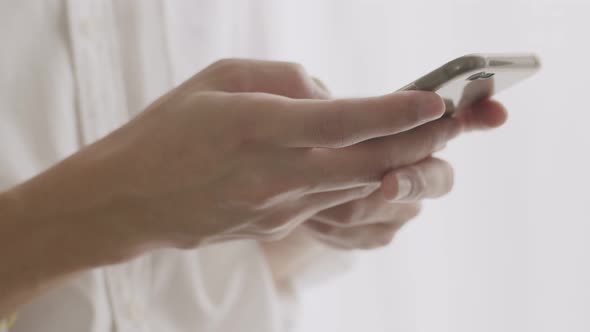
398;54;540;114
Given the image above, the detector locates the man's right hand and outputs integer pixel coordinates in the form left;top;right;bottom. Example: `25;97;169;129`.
6;59;457;259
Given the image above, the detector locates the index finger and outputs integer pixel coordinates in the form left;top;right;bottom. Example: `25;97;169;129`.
270;91;445;148
300;117;462;192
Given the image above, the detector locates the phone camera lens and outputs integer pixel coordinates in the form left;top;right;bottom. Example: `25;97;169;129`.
467;72;495;81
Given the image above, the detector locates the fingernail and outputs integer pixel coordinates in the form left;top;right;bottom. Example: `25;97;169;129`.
416;92;445;120
393;174;413;201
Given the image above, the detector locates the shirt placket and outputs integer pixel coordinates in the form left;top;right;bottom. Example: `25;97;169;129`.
66;0;129;145
65;1;144;331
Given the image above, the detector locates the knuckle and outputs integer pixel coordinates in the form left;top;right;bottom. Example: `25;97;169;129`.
282;62;313;98
208;58;253;91
227;94;276;143
210;58;242;70
284;61;307;78
233;114;265;144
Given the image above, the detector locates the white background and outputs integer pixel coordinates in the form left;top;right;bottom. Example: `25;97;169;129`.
254;1;590;331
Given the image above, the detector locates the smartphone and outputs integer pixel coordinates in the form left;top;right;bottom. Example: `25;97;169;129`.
398;54;540;115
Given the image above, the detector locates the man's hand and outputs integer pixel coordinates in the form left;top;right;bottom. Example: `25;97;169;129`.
192;59;508;251
301;98;507;250
0;58;504;315
304;158;448;250
186;59;507;251
187;60;507;286
259;96;506;283
306;101;506;249
6;59;453;255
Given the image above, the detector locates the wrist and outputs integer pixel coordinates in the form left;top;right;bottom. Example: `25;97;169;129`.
0;153;159;315
1;155;152;270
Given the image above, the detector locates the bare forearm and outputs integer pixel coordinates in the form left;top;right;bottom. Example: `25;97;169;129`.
1;191;80;315
0;155;143;316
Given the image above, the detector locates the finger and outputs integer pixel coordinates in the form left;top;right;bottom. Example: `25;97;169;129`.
298;183;381;216
302;117;461;190
457;99;508;132
199;59;328;99
310;189;388;226
380;157;454;201
312;187;422;227
272;91;445;148
304;219;406;250
248;184;381;239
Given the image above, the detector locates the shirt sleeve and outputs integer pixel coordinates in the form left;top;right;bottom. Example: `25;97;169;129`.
261;233;356;332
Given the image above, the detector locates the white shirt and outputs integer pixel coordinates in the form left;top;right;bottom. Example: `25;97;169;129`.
0;1;301;331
